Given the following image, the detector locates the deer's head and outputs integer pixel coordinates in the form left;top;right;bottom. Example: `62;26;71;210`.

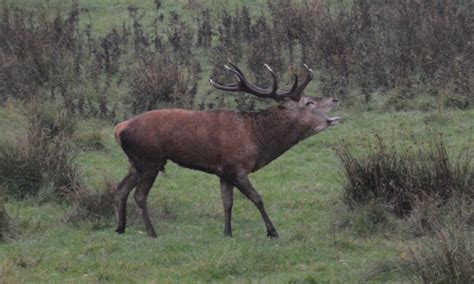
210;61;340;137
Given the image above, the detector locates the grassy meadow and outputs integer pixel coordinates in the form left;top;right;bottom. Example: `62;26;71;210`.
0;0;473;283
6;0;269;34
1;106;472;282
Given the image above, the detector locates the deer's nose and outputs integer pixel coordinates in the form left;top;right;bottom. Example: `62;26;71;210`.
333;98;338;103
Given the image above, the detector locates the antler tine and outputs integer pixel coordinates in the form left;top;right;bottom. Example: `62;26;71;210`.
224;64;245;83
209;62;314;102
303;64;314;79
274;73;298;100
208;62;244;91
290;64;314;100
209;77;239;91
263;64;278;94
226;59;245;77
224;61;277;96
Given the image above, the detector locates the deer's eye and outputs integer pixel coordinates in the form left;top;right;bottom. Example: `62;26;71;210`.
306;101;314;106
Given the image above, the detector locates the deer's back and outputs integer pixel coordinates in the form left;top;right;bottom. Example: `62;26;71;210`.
115;109;259;176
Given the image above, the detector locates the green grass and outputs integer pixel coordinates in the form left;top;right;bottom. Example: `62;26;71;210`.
0;0;472;281
5;0;269;34
6;0;352;34
1;107;472;282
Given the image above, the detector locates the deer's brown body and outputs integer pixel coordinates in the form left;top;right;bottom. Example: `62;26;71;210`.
114;62;340;238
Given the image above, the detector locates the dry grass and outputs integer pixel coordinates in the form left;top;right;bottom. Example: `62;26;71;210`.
63;178;116;228
405;222;473;283
337;134;472;218
0;102;81;198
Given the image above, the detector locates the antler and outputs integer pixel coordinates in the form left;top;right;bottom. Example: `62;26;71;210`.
209;60;314;102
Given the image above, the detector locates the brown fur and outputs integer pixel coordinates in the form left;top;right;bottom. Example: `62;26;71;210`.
114;96;339;238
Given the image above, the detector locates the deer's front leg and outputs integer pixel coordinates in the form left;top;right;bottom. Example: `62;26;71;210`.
220;178;234;237
232;174;278;238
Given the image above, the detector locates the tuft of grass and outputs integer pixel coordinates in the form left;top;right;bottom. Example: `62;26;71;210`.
25;101;78;139
404;223;474;283
0;102;82;198
0;140;44;198
73;129;108;152
127;54;198;114
336;134;472;218
64;177;116;229
0;195;17;241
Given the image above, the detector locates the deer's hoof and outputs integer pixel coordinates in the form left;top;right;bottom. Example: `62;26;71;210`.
267;230;279;239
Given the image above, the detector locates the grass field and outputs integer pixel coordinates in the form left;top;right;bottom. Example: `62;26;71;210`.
1;0;472;282
1;106;472;282
7;0;350;34
7;0;268;34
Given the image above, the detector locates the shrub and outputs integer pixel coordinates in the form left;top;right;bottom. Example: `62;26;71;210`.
2;1;472;112
0;2;83;103
127;54;197;113
337;134;473;280
25;102;81;196
405;224;473;283
0;139;45;198
0;102;81;198
25;101;78;139
337;135;472;218
0;196;17;241
335;134;472;240
64;178;116;228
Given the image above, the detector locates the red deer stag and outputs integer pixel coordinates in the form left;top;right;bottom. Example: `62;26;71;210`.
114;62;340;238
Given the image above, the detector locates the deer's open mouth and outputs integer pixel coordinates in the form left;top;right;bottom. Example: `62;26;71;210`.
327;116;340;126
326;99;340;126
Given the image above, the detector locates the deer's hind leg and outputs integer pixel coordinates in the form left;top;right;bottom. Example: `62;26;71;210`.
115;165;139;234
133;167;160;238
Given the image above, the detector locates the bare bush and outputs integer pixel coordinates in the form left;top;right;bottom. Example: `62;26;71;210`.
335;133;472;240
64;178;115;228
0;196;17;241
337;135;472;218
2;1;471;113
405;222;473;283
0;139;44;198
196;8;213;48
127;54;196;113
0;2;82;100
0;102;81;198
267;0;473;106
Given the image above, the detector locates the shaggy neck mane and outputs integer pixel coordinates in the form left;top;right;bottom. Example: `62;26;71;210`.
245;105;308;171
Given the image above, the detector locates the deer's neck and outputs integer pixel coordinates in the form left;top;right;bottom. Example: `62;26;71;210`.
249;107;309;170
